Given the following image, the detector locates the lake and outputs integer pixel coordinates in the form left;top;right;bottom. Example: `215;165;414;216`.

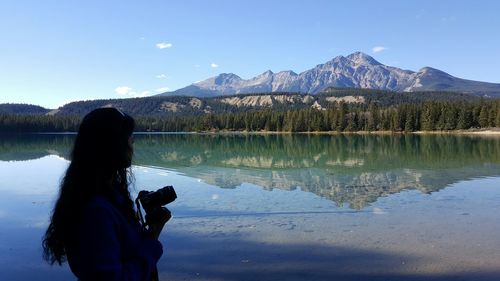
1;133;500;281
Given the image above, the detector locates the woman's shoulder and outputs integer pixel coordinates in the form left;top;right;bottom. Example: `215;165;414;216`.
83;195;121;219
84;194;138;225
87;195;114;209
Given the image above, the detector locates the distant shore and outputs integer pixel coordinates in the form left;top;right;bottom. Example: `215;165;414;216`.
3;128;500;136
189;128;500;136
413;129;500;135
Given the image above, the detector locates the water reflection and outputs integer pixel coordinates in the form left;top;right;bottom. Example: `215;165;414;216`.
1;133;500;209
0;134;73;161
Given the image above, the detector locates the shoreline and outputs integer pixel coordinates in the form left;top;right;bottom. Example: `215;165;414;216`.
182;128;500;136
2;128;500;136
413;129;500;135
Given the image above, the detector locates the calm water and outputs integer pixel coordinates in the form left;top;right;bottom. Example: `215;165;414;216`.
1;134;500;280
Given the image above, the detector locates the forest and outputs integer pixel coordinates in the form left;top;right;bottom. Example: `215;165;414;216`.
1;99;499;133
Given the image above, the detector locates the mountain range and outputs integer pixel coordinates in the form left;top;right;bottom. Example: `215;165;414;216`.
161;52;500;98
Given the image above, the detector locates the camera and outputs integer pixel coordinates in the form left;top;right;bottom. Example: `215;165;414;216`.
136;185;177;227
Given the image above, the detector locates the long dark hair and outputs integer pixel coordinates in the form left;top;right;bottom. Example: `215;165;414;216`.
43;107;136;265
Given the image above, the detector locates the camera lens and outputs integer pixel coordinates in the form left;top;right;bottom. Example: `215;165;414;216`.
156;186;177;206
140;185;177;212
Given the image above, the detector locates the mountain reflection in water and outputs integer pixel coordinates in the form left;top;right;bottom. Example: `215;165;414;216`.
1;133;500;209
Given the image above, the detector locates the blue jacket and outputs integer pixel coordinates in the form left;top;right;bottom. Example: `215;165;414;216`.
66;195;163;281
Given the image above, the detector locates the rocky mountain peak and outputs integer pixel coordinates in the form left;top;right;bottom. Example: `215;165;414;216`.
277;70;298;76
213;73;242;85
324;55;349;66
260;70;274;76
165;52;500;98
346;52;382;65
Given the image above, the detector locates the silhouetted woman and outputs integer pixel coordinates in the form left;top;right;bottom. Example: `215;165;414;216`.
43;107;163;281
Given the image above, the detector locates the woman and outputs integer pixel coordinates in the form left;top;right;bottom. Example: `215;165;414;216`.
43;107;163;281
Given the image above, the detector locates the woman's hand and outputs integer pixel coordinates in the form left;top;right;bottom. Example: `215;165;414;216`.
147;207;171;239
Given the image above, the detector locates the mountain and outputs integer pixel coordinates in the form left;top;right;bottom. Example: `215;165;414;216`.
161;52;500;97
0;103;51;115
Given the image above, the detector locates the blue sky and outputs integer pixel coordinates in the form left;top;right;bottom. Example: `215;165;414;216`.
1;0;499;108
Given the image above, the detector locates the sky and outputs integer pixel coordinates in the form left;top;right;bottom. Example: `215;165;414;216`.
1;0;499;109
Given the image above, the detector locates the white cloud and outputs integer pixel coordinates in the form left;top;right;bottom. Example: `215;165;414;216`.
155;87;170;93
115;86;151;98
155;74;168;79
156;42;173;49
372;46;387;54
210;63;219;68
115;86;132;95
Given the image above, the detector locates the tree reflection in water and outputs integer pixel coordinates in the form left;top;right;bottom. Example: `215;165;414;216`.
1;133;500;209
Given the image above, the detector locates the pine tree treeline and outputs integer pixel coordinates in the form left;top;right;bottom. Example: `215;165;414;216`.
0;114;81;133
1;100;500;133
134;100;500;132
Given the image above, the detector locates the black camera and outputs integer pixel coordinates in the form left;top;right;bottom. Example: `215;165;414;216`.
136;185;177;227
